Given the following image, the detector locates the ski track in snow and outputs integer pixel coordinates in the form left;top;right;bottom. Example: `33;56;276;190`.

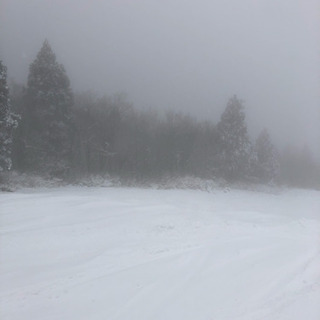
0;187;319;320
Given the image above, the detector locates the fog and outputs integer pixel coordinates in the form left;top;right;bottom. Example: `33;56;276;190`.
1;0;319;156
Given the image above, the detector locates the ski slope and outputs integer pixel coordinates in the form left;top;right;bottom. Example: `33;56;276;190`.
1;187;319;320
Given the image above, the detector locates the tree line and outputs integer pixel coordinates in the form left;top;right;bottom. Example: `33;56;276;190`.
1;40;319;188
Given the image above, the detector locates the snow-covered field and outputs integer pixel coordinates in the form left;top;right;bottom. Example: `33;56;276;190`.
1;187;319;320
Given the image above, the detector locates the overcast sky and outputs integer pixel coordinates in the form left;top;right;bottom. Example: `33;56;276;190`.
1;0;319;155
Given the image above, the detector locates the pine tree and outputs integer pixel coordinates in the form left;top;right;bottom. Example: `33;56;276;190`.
24;40;73;177
0;61;18;172
254;128;279;183
216;95;252;180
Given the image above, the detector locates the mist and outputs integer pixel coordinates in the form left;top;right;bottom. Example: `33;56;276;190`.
2;2;320;318
1;0;319;157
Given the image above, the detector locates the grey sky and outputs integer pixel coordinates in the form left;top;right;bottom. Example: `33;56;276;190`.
1;0;319;155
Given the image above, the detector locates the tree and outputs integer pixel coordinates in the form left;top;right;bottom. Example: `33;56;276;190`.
188;121;218;178
24;40;73;177
0;61;18;172
216;95;252;180
8;81;25;170
254;128;279;182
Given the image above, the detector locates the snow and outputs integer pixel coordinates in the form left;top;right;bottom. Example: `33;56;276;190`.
1;187;319;320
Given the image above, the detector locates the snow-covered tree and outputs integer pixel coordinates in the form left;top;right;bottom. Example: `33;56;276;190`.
216;95;252;180
254;128;279;182
24;40;73;177
0;61;18;172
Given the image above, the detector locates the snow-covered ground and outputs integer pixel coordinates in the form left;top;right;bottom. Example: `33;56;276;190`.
1;187;319;320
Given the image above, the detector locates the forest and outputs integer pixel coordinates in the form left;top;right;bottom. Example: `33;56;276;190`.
1;40;319;188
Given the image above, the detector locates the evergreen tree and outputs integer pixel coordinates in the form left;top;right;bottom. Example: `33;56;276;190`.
0;61;18;172
254;128;279;182
24;40;73;177
216;95;252;180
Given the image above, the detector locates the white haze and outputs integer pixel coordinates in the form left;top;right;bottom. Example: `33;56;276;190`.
1;0;319;156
